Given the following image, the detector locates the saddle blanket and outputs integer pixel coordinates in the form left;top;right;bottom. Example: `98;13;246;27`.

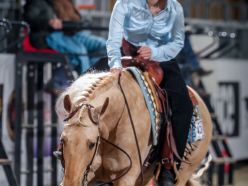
127;67;160;145
188;105;205;143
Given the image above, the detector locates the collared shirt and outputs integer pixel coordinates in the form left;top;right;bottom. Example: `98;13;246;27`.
106;0;185;68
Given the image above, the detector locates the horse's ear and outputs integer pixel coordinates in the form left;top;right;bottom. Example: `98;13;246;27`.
100;97;109;115
64;94;72;113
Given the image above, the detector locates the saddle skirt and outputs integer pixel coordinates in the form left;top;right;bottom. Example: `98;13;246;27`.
187;87;205;143
126;67;205;146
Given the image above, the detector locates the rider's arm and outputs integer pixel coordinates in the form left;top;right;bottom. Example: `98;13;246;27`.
150;4;185;62
106;0;128;69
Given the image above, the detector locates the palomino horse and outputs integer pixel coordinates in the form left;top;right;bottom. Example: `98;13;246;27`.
56;70;212;186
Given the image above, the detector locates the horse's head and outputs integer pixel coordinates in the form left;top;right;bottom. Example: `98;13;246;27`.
58;94;109;186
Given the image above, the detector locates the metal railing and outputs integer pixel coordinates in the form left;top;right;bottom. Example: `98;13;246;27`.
0;1;22;53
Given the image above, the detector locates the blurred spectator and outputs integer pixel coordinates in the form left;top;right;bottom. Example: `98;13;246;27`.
177;31;212;86
24;0;106;93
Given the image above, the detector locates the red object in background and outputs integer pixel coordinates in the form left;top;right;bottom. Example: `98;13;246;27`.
22;36;58;54
222;150;230;173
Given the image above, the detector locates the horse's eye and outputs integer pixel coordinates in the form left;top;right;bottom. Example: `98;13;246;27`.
87;141;96;150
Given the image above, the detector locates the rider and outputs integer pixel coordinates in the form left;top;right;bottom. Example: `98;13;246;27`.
106;0;193;185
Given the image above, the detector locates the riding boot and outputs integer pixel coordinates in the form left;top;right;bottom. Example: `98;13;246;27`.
158;167;175;186
160;60;193;161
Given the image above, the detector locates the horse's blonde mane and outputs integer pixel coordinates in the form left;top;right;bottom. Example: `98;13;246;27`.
56;72;115;121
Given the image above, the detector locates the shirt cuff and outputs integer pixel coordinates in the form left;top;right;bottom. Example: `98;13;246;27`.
150;46;158;61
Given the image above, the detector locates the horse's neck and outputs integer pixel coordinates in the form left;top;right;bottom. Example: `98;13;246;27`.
90;75;127;133
98;72;142;132
96;72;151;172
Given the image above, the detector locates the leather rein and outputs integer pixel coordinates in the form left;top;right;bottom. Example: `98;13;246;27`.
61;101;133;185
117;73;144;185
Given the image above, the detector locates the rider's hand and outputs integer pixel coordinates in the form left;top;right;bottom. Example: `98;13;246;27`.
49;18;63;29
137;46;152;60
110;68;122;76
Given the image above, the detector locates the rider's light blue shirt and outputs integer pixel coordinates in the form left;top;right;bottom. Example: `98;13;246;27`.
106;0;185;68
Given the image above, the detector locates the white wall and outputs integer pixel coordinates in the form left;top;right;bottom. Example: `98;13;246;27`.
200;58;248;160
0;54;15;185
0;54;15;152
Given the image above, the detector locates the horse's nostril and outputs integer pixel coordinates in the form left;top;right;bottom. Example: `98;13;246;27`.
53;151;62;159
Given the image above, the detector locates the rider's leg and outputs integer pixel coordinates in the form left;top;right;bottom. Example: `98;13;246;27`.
158;59;193;185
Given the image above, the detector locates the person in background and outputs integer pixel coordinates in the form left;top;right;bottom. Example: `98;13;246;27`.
106;0;193;185
24;0;106;94
176;30;213;86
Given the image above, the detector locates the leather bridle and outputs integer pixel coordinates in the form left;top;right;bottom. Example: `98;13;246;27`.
60;101;133;186
82;135;100;186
